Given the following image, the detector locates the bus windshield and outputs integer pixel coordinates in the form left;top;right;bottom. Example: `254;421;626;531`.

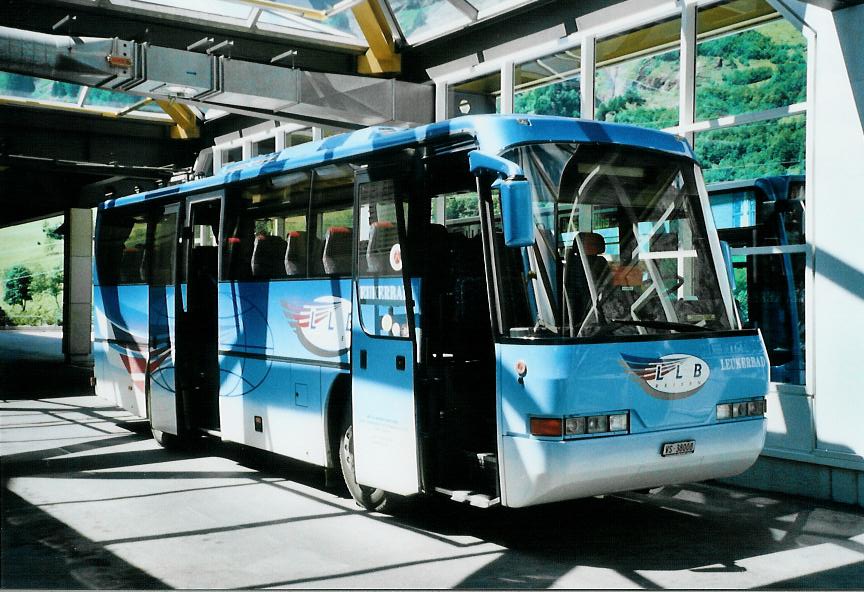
497;143;734;339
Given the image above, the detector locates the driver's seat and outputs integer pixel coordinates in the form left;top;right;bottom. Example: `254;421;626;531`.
565;232;612;324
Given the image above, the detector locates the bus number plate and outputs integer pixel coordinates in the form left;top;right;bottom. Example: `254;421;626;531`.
661;440;695;456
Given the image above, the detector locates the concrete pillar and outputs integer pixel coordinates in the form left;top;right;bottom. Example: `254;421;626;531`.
62;207;92;365
796;3;864;462
732;1;864;506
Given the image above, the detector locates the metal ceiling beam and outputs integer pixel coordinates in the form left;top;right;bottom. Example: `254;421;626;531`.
1;0;364;69
0;25;432;128
2;154;175;179
352;0;401;74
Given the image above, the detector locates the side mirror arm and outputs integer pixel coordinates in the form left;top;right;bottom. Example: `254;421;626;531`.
468;150;525;180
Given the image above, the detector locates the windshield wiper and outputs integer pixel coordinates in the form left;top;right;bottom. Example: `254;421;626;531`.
531;317;559;336
595;318;707;336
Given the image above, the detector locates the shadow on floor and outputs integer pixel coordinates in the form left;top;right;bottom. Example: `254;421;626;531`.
0;330;92;399
3;396;864;590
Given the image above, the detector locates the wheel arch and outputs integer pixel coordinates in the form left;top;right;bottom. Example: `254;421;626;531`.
323;371;351;468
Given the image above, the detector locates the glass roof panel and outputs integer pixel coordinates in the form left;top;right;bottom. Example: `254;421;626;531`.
82;89;164;113
258;10;324;33
697;0;777;38
0;72;170;120
84;88;144;109
134;0;253;19
470;0;532;15
389;0;472;44
0;72;81;103
270;1;364;37
113;0;367;48
258;8;363;39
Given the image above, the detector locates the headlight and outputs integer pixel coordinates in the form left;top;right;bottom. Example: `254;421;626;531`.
717;398;766;421
532;412;630;439
562;412;629;438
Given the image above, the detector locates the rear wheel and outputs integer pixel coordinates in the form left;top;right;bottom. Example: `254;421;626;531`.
339;416;393;512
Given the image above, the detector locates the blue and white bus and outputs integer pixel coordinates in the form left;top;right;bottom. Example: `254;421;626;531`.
93;115;768;511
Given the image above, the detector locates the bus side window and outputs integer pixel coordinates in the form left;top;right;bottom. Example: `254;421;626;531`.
222;171;311;281
310;163;356;277
95;208;149;286
148;208;178;286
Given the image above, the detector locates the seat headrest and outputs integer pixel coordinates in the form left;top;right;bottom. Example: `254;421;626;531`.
323;227;353;275
251;234;287;278
324;227;352;248
576;232;605;256
284;231;307;276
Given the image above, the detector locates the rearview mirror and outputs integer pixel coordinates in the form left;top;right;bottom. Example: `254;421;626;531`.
468;149;535;248
500;179;534;248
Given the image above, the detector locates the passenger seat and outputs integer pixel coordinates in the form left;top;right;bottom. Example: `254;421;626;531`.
322;227;352;275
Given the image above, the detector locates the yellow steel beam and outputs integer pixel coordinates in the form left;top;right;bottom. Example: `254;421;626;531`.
352;0;401;75
155;100;200;139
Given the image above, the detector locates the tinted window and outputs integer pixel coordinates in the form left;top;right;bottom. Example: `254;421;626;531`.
310;164;356;277
95;208;149;285
223;172;311;281
150;208;178;286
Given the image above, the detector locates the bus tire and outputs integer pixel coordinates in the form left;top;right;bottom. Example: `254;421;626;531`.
151;426;182;449
339;416;392;512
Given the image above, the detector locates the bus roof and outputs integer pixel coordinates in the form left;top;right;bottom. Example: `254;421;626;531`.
104;114;696;209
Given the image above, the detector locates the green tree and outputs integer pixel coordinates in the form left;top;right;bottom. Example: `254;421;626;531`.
42;220;63;241
31;265;63;309
515;81;581;118
596;88;646;123
41;220;63;256
445;194;479;220
4;265;33;311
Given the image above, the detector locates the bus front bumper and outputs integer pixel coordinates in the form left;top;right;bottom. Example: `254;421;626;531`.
499;419;765;508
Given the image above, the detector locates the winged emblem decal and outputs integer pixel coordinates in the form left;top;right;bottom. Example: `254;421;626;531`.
282;296;352;357
621;353;710;400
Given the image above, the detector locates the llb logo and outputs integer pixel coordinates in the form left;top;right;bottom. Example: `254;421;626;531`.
282;296;352;357
621;353;710;400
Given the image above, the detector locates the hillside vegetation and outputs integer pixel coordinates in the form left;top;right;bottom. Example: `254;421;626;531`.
0;216;64;327
515;19;806;182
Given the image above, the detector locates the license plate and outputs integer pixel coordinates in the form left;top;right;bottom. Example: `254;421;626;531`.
661;440;695;456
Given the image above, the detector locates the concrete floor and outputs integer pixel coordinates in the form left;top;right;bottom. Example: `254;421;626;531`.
1;332;864;589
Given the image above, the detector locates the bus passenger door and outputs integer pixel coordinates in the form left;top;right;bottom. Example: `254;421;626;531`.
148;204;182;435
179;195;223;432
350;173;421;495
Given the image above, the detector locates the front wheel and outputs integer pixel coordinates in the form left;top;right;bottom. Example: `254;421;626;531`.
339;418;393;512
150;426;182;449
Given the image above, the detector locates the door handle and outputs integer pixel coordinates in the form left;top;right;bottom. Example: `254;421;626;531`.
395;355;406;371
359;349;367;369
